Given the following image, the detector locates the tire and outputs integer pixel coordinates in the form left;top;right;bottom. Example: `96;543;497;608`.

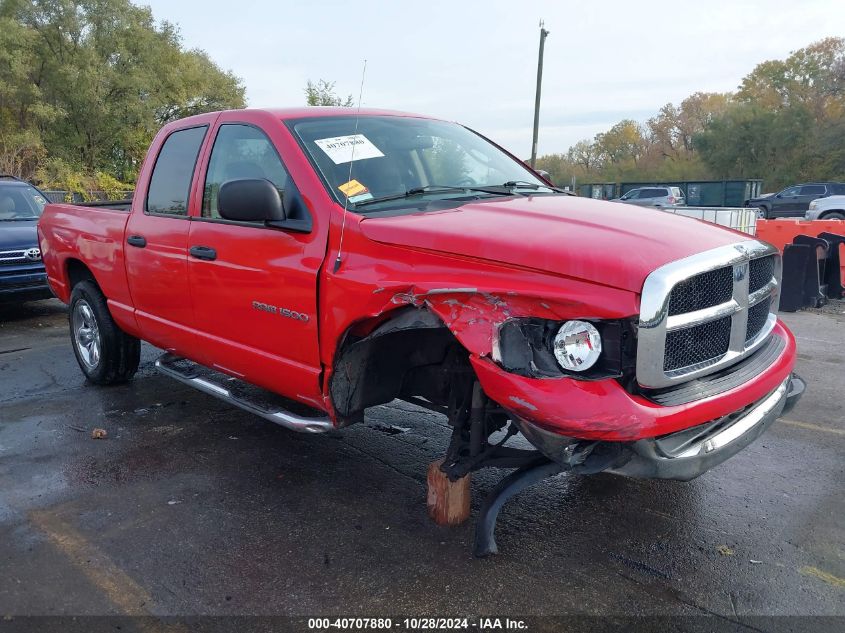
69;280;140;385
756;206;769;219
822;211;845;220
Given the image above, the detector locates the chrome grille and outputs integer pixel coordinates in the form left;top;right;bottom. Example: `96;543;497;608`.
0;250;27;265
637;240;781;389
667;267;733;316
749;256;775;293
745;297;771;343
664;316;732;372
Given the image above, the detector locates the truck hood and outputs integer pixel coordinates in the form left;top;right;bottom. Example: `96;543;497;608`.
0;220;39;251
359;196;745;293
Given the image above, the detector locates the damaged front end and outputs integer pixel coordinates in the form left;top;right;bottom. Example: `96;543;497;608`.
516;373;805;482
325;278;802;556
327;285;645;481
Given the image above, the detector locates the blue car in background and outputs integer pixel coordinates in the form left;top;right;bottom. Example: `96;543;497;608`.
0;175;53;304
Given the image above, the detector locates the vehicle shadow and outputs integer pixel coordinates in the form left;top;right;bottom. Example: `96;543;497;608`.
0;298;66;324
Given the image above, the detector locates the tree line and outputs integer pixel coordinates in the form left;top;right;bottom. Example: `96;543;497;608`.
536;38;845;191
0;0;245;195
3;2;842;196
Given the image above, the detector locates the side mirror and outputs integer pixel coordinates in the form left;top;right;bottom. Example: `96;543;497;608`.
218;178;285;223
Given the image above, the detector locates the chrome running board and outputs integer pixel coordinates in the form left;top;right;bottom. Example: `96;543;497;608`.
154;353;333;433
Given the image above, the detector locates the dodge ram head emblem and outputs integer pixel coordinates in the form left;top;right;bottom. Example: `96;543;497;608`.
24;248;42;261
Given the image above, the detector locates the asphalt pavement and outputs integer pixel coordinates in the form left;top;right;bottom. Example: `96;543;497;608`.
0;299;842;630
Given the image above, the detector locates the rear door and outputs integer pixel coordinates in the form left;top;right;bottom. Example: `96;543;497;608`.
634;188;664;207
795;185;827;213
124;122;211;355
186;116;325;405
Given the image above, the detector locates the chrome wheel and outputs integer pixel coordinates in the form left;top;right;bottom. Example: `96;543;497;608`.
73;299;101;368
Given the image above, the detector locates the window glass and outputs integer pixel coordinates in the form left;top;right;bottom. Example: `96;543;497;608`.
799;185;825;196
641;188;665;198
0;184;48;219
146;126;207;215
671;187;683;198
203;124;289;219
781;186;801;197
622;190;639;200
290;115;545;212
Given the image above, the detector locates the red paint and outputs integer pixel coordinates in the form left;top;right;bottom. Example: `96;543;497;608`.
39;108;799;442
360;196;744;293
473;322;795;441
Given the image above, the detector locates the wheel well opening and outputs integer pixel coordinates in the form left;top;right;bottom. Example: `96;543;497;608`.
67;259;96;290
329;307;471;425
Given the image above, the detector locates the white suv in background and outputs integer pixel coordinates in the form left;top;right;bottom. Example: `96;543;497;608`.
806;195;845;220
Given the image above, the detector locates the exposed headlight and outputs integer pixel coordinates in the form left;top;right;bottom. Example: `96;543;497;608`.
553;321;602;371
809;200;818;210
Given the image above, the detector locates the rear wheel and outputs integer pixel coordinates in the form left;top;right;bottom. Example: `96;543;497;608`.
69;280;140;384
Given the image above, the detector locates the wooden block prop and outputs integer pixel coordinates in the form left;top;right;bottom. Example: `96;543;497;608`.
427;459;471;526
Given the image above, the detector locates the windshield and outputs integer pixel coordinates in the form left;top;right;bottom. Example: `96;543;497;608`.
289;115;548;211
0;184;48;221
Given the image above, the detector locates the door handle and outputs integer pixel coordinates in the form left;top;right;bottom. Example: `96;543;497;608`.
127;235;146;248
189;245;217;261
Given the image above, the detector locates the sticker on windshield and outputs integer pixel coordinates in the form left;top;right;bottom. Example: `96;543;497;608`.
338;179;373;203
338;179;367;197
315;134;384;165
33;195;46;204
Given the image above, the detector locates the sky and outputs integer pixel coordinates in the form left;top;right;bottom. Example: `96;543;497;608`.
140;0;844;159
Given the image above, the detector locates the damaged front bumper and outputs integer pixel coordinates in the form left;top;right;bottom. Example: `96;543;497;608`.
516;374;805;482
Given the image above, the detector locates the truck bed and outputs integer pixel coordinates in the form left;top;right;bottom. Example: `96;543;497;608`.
78;198;133;212
37;202;133;309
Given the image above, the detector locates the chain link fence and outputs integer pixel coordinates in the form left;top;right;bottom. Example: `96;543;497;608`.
42;190;134;203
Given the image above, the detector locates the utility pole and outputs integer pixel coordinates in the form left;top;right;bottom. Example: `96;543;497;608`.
530;20;549;169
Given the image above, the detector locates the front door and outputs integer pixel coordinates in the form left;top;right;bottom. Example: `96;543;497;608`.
771;185;802;217
186;121;324;406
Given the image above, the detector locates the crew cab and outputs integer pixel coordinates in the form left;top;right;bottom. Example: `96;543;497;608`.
0;175;52;303
38;109;803;550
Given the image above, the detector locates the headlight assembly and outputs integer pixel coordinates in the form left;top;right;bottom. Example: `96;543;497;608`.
494;317;636;381
553;320;602;371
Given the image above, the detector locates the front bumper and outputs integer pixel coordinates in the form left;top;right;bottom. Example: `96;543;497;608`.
0;280;53;303
610;374;804;480
0;265;51;303
517;374;805;481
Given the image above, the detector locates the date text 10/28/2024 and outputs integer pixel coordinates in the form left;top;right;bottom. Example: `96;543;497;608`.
307;618;529;631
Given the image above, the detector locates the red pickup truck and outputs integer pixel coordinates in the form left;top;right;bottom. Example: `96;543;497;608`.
39;108;803;554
